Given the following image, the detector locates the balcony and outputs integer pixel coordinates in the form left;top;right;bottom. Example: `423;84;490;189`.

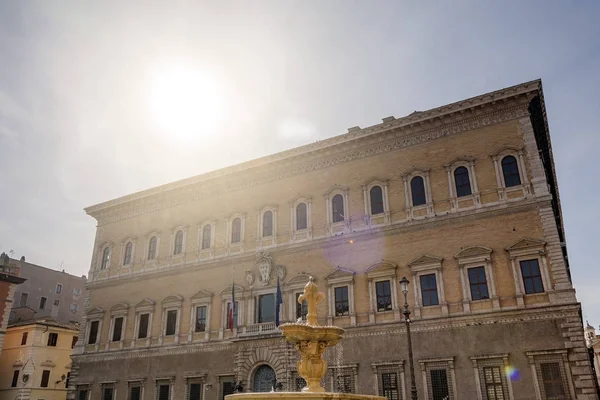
239;322;278;337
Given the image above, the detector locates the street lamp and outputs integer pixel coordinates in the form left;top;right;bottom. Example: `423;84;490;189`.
400;276;418;400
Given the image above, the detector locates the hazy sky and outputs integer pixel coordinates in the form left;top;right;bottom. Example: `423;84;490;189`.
1;2;599;322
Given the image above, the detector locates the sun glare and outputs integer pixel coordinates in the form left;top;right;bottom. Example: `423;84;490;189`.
148;63;226;142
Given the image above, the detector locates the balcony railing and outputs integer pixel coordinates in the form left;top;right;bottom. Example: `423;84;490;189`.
240;322;278;337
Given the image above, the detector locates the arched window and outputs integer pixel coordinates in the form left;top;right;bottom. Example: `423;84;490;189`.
410;176;426;206
502;156;521;187
231;218;241;243
173;230;184;255
123;242;133;265
101;247;110;270
369;186;384;215
201;225;212;249
148;236;157;260
296;203;307;230
262;211;273;237
253;365;276;393
454;167;472;197
332;194;345;223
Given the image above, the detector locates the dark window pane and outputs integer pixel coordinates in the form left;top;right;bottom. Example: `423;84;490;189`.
376;281;392;311
420;274;439;306
454;166;472;197
334;286;349;316
295;293;307;320
335;375;353;393
231;218;241;243
189;383;202;400
11;370;19;387
148;236;157;259
483;366;505;400
102;247;111;269
296;203;307;230
202;225;211;249
40;296;47;309
195;306;207;332
263;211;273;237
410;176;426;206
88;321;99;344
541;362;565;399
166;310;177;336
20;292;28;306
501;156;521;187
41;370;51;387
130;386;141;400
520;259;544;294
138;313;149;339
124;242;132;265
47;332;58;347
112;317;123;342
78;390;88;400
258;294;275;323
102;387;114;400
158;384;170;400
21;332;28;345
72;336;78;349
221;381;235;400
174;230;184;255
380;372;399;400
332;194;345;223
370;186;384;215
430;369;449;400
468;267;489;300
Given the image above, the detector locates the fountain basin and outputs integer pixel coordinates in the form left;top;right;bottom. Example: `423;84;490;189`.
279;323;344;345
226;392;386;400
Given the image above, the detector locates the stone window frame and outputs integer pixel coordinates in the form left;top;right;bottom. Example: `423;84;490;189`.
326;363;359;393
408;255;448;318
371;361;406;400
402;168;434;219
85;307;105;351
445;158;481;210
419;357;457;400
219;284;245;339
227;213;246;253
289;197;313;242
362;180;391;227
470;353;514;400
257;205;278;248
154;377;175;400
107;303;129;350
126;378;146;400
285;274;311;323
249;285;278;325
101;382;117;400
76;385;91;400
121;238;136;267
184;373;207;400
455;246;500;312
188;290;213;342
325;186;350;236
491;147;531;201
159;295;183;345
170;225;188;259
366;261;400;322
132;299;154;347
325;267;356;326
144;232;161;262
526;349;575;400
505;238;552;308
197;220;216;259
98;242;113;271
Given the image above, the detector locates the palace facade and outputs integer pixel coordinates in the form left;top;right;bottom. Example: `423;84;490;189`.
70;80;597;400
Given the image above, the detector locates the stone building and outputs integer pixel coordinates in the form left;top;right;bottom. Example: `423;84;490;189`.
0;253;26;357
70;80;597;400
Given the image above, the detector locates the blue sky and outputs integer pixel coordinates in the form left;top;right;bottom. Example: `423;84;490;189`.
1;2;599;322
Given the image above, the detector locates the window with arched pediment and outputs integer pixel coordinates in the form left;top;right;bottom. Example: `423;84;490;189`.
296;203;307;230
332;194;345;223
262;211;273;237
501;155;521;187
369;186;384;215
148;236;157;260
454;167;472;197
231;218;241;243
202;224;212;249
410;176;426;206
123;242;133;265
101;247;111;270
173;230;184;255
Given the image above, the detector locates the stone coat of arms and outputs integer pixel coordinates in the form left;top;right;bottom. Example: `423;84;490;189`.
256;251;272;286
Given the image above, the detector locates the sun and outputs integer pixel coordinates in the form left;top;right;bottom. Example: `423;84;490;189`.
148;63;226;142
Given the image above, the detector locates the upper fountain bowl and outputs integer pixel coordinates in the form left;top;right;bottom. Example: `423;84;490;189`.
279;323;344;346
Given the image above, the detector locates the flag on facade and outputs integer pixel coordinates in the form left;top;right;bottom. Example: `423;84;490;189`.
275;276;283;327
228;282;236;331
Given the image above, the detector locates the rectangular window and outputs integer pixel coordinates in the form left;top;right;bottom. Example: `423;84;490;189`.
483;366;505;400
380;372;399;400
11;370;19;387
468;267;489;300
540;362;566;399
102;387;114;400
138;313;149;339
72;336;78;349
56;283;63;293
21;332;28;345
88;320;99;344
258;294;275;323
40;296;47;309
221;380;235;400
73;287;81;296
129;385;142;400
520;259;544;294
41;370;51;387
47;332;58;347
165;309;177;336
195;306;207;332
158;383;171;400
376;280;392;311
78;389;89;400
420;274;439;306
295;293;307;320
112;317;123;341
334;286;349;316
430;369;449;400
189;383;202;400
20;292;28;306
54;299;60;306
71;303;79;313
334;375;353;393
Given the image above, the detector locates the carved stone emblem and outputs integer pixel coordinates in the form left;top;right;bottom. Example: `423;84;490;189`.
276;265;286;281
256;251;272;286
245;270;255;286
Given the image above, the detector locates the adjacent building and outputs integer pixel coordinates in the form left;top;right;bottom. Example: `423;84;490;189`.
10;257;86;324
0;317;78;400
0;253;26;357
71;80;597;400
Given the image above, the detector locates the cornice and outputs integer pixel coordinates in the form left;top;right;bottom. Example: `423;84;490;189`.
86;82;539;225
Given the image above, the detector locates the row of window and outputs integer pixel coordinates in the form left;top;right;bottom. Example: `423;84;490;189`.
17;330;78;348
11;368;70;389
17;291;80;313
98;153;527;270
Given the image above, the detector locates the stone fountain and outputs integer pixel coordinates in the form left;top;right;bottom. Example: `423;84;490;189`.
226;277;385;400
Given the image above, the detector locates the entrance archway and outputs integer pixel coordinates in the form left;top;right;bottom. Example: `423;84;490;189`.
253;364;276;392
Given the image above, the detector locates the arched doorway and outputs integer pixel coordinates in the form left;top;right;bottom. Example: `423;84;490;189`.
253;364;276;392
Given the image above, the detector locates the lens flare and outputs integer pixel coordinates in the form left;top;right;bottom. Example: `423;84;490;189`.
505;365;520;381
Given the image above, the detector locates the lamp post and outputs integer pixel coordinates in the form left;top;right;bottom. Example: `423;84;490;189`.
400;276;418;400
